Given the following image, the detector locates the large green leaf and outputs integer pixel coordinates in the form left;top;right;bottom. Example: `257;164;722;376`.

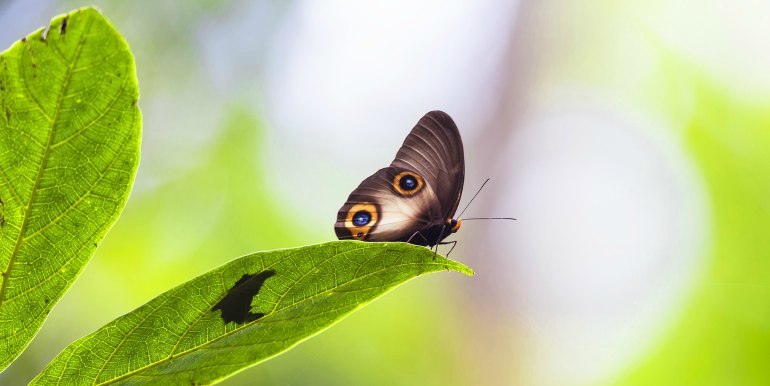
32;241;472;385
0;8;140;370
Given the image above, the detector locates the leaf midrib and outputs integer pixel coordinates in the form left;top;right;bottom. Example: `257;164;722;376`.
96;249;454;385
0;17;94;310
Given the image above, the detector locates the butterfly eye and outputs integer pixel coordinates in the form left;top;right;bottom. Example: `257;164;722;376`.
393;171;424;196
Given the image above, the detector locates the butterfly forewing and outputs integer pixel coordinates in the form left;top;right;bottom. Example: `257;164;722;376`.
390;111;464;217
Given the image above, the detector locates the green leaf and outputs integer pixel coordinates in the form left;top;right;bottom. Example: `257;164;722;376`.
32;241;472;385
0;7;140;370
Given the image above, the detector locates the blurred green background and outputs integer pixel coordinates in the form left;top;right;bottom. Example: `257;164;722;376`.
1;1;769;385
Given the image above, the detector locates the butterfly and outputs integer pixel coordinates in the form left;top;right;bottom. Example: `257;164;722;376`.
334;110;465;248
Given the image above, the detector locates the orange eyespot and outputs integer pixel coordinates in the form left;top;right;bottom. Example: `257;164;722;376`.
345;203;378;240
393;171;424;196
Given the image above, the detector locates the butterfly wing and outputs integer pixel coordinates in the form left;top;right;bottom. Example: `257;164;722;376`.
390;110;465;218
335;111;465;244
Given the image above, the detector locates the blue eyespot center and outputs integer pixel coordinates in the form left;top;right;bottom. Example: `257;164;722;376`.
399;174;418;191
352;211;371;226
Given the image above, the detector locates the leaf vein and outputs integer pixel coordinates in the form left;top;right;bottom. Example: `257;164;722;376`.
50;73;130;150
22;125;134;243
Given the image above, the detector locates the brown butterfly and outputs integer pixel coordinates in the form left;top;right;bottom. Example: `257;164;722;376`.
334;111;465;247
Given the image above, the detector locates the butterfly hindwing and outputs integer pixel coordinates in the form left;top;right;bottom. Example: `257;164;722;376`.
335;166;441;242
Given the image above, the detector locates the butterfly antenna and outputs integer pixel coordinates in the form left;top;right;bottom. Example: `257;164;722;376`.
457;178;490;218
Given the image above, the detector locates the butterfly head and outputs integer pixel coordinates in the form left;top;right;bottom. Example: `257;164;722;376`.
448;218;462;233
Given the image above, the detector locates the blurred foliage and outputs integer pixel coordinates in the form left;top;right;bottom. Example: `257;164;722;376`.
615;54;770;385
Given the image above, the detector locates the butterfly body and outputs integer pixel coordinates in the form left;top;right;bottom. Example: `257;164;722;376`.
335;111;464;247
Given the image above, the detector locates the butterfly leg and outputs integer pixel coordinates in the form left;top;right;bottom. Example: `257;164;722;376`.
430;224;450;260
437;240;458;257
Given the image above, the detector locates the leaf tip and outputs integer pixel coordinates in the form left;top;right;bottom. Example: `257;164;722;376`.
452;263;474;277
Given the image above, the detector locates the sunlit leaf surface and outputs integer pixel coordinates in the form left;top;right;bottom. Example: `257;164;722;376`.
32;241;472;385
0;7;140;370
